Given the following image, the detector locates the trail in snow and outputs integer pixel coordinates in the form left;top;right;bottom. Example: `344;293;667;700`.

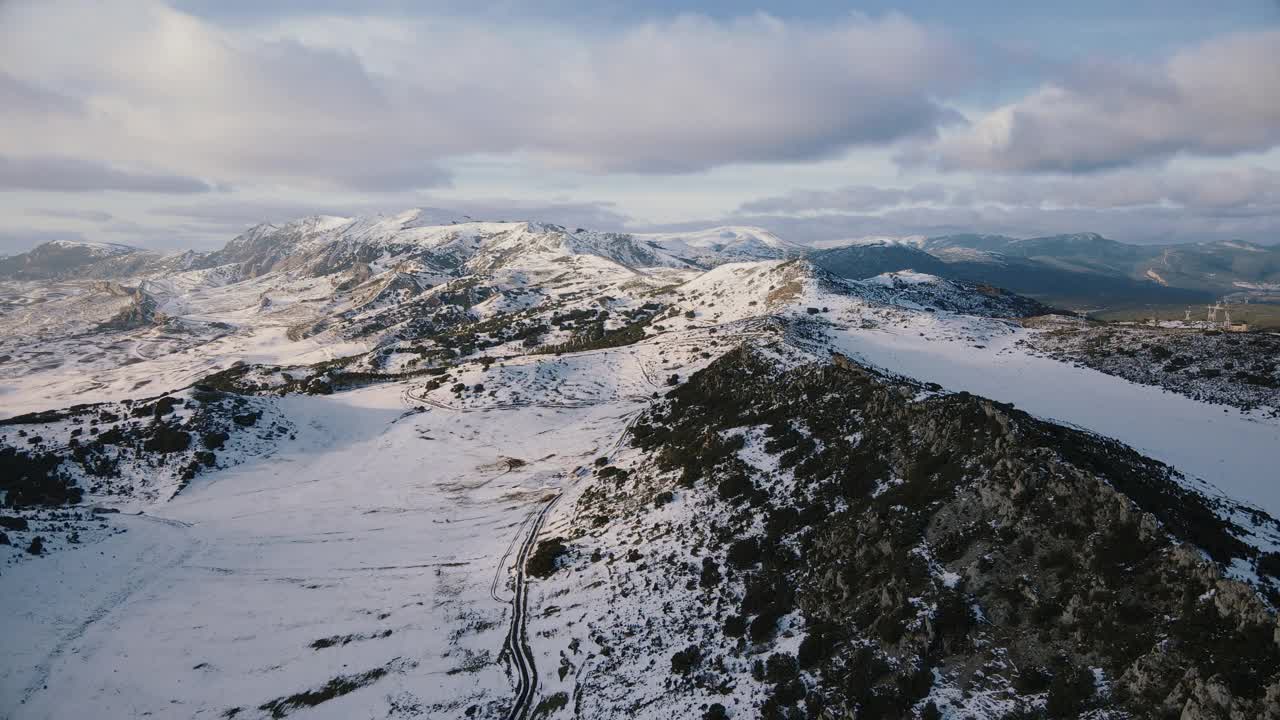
502;493;561;720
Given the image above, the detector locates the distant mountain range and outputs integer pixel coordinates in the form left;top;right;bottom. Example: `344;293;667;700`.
812;232;1280;310
2;217;1277;312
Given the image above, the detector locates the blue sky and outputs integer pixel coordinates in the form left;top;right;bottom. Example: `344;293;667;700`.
2;0;1279;251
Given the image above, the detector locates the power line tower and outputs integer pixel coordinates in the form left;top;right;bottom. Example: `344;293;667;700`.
1207;302;1224;324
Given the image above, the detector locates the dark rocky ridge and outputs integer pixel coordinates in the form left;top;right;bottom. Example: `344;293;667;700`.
571;346;1280;718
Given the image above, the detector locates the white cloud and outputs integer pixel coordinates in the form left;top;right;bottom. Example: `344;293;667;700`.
910;30;1280;173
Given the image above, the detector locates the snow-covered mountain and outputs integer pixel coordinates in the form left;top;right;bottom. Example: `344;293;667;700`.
633;226;806;267
2;211;1279;720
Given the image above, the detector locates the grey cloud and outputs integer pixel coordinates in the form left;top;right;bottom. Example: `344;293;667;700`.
974;168;1280;212
0;155;216;193
738;183;950;214
0;4;971;185
910;30;1280;173
0;71;82;115
26;207;114;222
0;228;86;254
337;165;455;193
693;205;1280;246
692;168;1280;245
151;197;630;232
450;199;631;229
746;168;1280;223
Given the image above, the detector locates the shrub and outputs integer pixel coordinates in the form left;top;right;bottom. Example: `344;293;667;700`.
749;608;783;643
764;653;799;684
727;538;761;569
0;516;29;531
1046;666;1095;718
143;424;191;453
724;615;747;638
703;703;728;720
1257;552;1280;579
717;474;753;502
202;431;229;450
27;535;44;555
699;558;722;589
526;537;568;578
797;631;830;669
533;692;568;715
670;644;702;675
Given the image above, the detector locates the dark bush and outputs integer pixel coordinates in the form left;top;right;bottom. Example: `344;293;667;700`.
526;537;568;578
1257;552;1280;579
533;692;568;715
143;424;191;453
1014;666;1053;694
1046;666;1095;718
797;630;830;669
670;644;702;675
27;535;44;555
717;474;753;502
699;558;722;589
724;614;747;638
727;538;761;569
703;703;728;720
749;608;783;643
765;653;799;684
0;447;82;506
202;431;229;450
0;516;29;531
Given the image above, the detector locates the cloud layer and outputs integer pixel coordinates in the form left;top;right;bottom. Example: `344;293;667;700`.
0;2;968;189
0;155;215;193
725;167;1280;244
913;30;1280;173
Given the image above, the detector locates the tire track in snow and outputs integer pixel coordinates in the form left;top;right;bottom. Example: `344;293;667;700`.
502;492;560;720
491;510;536;604
501;410;643;718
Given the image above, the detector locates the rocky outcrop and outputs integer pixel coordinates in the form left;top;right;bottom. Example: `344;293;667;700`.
619;347;1280;718
96;283;165;330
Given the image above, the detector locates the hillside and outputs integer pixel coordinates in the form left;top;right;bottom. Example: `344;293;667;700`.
1;213;1278;720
